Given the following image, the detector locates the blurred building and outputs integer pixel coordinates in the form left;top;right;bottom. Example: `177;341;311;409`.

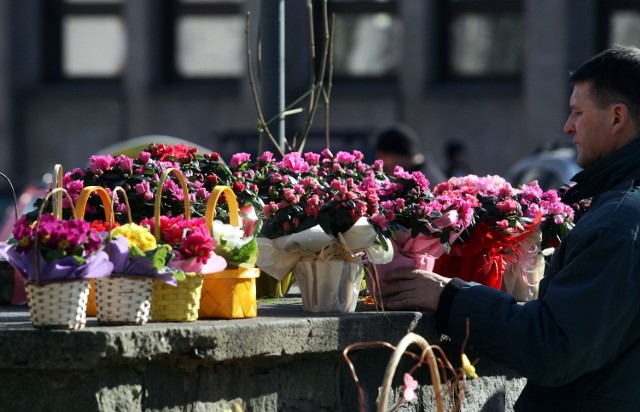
0;0;639;189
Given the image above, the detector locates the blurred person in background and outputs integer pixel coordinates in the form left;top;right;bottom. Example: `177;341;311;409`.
444;139;472;178
374;123;446;185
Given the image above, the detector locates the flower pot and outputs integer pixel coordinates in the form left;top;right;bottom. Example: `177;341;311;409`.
294;259;363;313
199;267;260;319
26;279;90;330
95;275;153;325
151;273;204;322
256;270;295;298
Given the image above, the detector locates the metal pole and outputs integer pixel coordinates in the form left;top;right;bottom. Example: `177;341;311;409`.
260;0;286;151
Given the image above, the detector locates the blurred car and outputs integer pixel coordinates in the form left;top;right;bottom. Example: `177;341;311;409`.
506;137;581;190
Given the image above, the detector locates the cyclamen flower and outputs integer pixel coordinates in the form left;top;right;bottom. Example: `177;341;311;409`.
89;154;115;175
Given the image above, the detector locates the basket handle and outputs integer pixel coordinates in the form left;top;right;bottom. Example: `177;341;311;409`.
75;186;113;225
377;332;444;412
33;188;79;285
154;168;191;240
205;185;240;233
52;164;64;219
110;186;133;224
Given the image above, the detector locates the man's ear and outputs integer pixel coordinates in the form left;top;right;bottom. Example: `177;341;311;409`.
611;103;630;135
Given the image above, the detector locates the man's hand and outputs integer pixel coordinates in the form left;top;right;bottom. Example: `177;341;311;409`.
380;269;451;311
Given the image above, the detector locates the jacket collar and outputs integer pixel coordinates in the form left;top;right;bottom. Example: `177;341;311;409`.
561;138;640;204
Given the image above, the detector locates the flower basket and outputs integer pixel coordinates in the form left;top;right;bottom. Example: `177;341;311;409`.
149;168;204;322
199;266;260;318
23;188;102;329
199;185;259;319
77;186;149;325
95;274;153;325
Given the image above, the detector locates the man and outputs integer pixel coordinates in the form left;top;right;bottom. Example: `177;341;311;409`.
381;46;640;411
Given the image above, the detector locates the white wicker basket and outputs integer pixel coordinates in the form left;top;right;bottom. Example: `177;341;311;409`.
25;279;90;330
95;275;153;325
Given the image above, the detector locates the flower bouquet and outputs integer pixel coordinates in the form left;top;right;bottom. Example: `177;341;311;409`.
0;188;113;329
141;168;226;322
369;166;475;302
432;175;541;289
253;150;393;312
198;185;261;319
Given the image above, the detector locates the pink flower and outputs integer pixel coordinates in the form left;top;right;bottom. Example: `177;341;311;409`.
116;155;134;173
278;152;309;173
138;151;151;164
135;181;154;202
402;373;419;401
303;152;321;165
230;152;251;168
89;154;115;175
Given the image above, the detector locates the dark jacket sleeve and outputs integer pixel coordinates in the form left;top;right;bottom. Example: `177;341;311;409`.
439;226;640;386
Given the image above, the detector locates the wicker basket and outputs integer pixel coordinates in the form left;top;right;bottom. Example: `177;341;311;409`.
199;186;260;319
26;279;90;330
149;168;204;322
151;273;203;321
199;267;260;319
95;275;153;325
26;187;92;329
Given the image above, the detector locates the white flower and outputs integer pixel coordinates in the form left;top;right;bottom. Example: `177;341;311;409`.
211;220;251;251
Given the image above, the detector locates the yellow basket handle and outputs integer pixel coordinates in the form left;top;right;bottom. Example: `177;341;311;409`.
154;168;191;240
33;188;79;285
75;186;113;224
205;185;240;233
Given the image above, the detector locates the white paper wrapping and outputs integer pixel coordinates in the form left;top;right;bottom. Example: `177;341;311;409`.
502;229;546;301
294;259;363;312
256;217;393;281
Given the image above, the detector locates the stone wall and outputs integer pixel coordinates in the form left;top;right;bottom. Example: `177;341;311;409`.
0;302;525;411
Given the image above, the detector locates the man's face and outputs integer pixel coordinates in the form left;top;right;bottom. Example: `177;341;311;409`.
563;82;617;168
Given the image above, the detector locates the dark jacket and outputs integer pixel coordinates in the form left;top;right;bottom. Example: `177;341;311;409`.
436;138;640;411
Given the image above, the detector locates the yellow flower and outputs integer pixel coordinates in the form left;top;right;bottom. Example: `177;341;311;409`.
112;223;157;252
462;353;478;379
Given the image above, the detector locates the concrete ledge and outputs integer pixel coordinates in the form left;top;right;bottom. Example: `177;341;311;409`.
0;300;525;411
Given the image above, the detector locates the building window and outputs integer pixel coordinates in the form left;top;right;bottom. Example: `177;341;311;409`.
162;0;245;82
599;0;640;49
319;0;401;83
43;0;126;82
438;0;523;83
